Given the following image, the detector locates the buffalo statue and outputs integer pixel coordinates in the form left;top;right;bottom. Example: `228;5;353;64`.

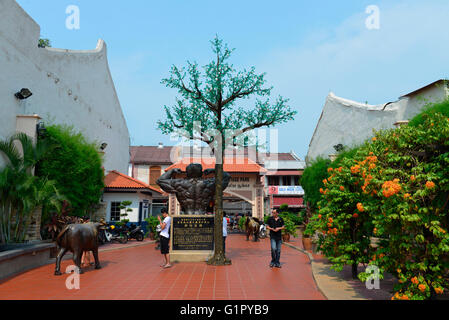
54;222;104;276
245;217;261;242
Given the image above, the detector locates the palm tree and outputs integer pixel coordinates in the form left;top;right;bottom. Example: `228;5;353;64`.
0;133;64;244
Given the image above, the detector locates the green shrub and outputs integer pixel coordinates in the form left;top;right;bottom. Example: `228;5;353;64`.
38;124;104;218
408;99;449;127
301;157;331;210
280;212;303;226
282;217;297;237
145;216;160;240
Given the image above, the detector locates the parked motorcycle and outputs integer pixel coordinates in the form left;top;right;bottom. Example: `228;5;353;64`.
127;224;144;241
103;224;128;244
259;223;267;239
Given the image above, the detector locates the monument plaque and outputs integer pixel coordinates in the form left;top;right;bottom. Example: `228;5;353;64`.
170;215;215;262
172;216;214;251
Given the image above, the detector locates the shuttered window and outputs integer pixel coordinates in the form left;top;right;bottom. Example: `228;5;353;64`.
150;166;162;186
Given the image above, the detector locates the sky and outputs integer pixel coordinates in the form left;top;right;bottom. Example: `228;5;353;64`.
16;0;449;160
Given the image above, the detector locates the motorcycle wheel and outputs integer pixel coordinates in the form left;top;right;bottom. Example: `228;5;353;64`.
260;230;267;239
136;233;144;242
120;234;128;244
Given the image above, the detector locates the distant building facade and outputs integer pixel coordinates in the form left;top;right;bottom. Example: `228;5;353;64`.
306;80;449;163
264;152;306;212
103;171;164;223
0;0;130;173
129;145;305;217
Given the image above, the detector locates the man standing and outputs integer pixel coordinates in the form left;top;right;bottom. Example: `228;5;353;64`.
266;209;285;268
223;212;228;254
157;208;172;269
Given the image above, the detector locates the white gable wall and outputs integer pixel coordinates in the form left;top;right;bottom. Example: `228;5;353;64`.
0;0;130;173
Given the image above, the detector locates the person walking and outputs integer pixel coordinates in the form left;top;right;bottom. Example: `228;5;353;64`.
157;207;172;268
266;209;285;268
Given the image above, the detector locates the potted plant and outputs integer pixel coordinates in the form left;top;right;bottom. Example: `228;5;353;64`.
281;217;297;242
302;224;314;251
145;216;159;240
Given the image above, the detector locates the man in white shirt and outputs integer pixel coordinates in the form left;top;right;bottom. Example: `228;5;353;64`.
157;208;172;268
223;212;228;254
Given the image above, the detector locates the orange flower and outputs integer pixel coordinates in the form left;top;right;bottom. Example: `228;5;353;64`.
404;193;411;199
418;284;427;292
320;188;324;194
340;186;345;191
353;213;359;218
410;175;416;182
351;165;361;174
318;214;322;219
327;223;332;228
426;181;435;189
435;287;444;295
328;168;333;173
323;179;328;185
382;180;402;198
372;137;377;142
328;218;333;223
440;228;446;234
411;277;419;285
373;228;378;235
357;203;365;212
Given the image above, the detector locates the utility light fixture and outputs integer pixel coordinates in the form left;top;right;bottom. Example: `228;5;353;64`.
15;88;33;100
100;143;108;150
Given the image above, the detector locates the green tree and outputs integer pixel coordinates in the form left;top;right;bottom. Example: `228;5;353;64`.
38;124;104;218
38;38;51;48
301;157;331;211
158;37;296;265
0;133;63;243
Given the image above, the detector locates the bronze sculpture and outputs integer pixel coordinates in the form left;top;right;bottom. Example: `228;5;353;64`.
54;222;104;275
245;217;261;242
157;163;231;215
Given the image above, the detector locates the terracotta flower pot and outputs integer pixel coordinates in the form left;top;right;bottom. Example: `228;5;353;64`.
282;234;291;242
302;237;313;251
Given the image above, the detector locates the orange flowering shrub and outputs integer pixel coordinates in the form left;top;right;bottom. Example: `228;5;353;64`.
306;109;449;300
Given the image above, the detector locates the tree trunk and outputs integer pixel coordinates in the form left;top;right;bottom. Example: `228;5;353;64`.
207;144;231;266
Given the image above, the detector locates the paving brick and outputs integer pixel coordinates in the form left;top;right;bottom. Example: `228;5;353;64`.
0;234;324;300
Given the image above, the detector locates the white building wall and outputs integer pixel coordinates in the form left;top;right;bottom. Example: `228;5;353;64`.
0;0;130;173
103;192;152;223
306;85;448;163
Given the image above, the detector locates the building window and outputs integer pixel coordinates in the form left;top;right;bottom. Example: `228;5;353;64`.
282;176;291;186
268;176;280;186
293;177;301;186
150;166;162;187
110;202;121;222
151;199;167;216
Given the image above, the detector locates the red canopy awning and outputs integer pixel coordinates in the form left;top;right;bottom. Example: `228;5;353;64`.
272;197;304;208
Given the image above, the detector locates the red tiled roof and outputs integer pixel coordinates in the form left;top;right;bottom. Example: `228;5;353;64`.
104;171;162;193
272;197;304;207
166;157;267;173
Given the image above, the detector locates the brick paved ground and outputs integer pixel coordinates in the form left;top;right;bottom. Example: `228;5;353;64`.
0;234;324;300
